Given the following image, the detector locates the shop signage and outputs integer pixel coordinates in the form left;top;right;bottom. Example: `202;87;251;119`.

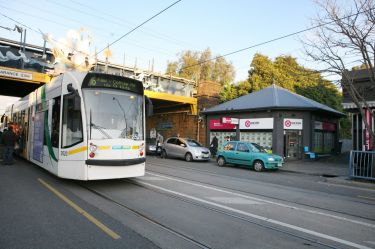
314;121;323;130
284;118;303;130
157;122;173;130
365;109;373;150
239;118;274;129
322;122;336;131
0;68;32;80
221;117;239;125
314;121;336;131
210;119;236;130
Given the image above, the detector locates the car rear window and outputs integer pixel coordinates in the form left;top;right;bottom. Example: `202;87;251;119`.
224;142;236;151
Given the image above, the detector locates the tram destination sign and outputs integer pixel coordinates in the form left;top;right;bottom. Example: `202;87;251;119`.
82;73;144;94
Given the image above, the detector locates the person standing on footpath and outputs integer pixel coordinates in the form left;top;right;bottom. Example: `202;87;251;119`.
1;125;17;165
210;135;218;157
156;132;164;156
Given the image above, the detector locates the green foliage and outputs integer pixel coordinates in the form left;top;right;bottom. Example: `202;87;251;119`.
166;48;235;85
237;80;251;97
339;114;352;139
219;83;238;103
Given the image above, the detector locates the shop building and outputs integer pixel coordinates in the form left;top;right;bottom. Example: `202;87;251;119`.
202;84;344;160
342;69;375;151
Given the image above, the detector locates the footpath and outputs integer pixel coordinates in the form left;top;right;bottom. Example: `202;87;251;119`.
281;153;375;190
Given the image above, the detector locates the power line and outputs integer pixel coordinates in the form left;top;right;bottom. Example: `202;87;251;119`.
177;7;375;73
96;0;182;55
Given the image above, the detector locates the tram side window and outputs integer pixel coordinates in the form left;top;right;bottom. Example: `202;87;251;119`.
51;97;61;148
61;94;83;148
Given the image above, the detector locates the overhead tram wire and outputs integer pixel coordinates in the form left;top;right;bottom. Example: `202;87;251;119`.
1;0;182;65
0;8;176;58
63;0;194;48
174;7;375;74
96;0;182;56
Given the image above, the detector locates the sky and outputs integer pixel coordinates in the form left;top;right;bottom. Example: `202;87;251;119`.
0;0;347;111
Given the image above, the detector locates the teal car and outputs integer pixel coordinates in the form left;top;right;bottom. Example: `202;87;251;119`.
216;141;283;171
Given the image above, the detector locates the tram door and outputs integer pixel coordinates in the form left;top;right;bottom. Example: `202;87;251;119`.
284;130;302;160
21;107;31;159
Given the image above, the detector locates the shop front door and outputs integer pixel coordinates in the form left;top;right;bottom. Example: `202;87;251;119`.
285;131;302;160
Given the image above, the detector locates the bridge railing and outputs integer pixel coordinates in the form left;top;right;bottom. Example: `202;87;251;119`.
349;150;375;181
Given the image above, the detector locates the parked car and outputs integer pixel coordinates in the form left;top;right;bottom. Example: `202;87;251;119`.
161;137;211;162
251;143;272;154
216;141;283;171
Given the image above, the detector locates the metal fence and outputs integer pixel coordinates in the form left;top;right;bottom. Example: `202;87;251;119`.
349;150;375;181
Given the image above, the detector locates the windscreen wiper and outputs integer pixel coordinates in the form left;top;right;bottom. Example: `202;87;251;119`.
90;122;111;139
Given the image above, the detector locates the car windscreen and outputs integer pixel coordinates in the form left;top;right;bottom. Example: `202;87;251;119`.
250;143;265;153
186;139;202;147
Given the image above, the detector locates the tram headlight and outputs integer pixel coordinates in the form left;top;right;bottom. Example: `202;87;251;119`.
89;143;98;158
89;143;98;152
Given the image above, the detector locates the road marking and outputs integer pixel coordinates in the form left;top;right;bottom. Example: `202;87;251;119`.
209;197;263;205
358;195;375;201
38;178;121;240
139;176;165;181
137;179;372;249
318;181;375;192
147;172;375;228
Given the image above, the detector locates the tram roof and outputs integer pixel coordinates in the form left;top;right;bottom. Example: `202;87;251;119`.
202;84;344;117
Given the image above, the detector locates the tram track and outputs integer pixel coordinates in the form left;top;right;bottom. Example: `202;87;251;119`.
146;161;375;222
77;181;212;249
78;179;338;249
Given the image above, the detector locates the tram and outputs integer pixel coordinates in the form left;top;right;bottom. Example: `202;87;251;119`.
2;71;149;180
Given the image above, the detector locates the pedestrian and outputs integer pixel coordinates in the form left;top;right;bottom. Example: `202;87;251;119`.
1;125;17;165
156;132;164;156
210;135;218;157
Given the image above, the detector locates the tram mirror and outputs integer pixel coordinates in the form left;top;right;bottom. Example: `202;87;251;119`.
145;96;153;116
67;83;75;93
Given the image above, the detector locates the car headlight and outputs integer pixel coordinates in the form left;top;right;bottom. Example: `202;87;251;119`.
267;157;275;162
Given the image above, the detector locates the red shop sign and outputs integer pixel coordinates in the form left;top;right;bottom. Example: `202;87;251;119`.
209;119;236;130
323;122;336;131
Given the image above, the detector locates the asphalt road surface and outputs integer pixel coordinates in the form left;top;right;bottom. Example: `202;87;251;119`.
1;156;375;249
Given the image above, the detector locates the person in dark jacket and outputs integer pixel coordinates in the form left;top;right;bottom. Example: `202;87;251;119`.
210;135;218;157
1;125;17;165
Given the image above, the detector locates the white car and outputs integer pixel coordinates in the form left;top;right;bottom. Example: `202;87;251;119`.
161;137;211;162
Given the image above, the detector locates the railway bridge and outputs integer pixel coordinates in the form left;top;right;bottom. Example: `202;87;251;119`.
0;38;204;143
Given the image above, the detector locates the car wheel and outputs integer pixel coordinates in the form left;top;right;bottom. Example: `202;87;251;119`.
161;150;167;158
253;160;264;172
217;156;226;167
185;153;193;162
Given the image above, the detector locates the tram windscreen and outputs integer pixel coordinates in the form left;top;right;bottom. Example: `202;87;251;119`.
83;89;144;140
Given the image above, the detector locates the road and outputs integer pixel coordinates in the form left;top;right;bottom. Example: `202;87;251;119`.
1;156;375;249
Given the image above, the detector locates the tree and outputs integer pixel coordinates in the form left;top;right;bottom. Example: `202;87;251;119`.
219;82;238;102
302;0;375;149
244;53;342;110
166;48;235;85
